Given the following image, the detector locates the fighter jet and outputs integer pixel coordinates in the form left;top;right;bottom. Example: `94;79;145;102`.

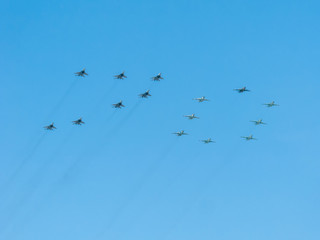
184;114;199;120
263;101;279;107
151;73;163;81
234;87;250;93
193;96;209;102
72;118;85;125
250;119;266;125
139;90;151;98
241;135;257;141
201;138;215;144
113;100;125;108
114;71;127;80
172;130;188;136
75;68;88;77
44;123;56;130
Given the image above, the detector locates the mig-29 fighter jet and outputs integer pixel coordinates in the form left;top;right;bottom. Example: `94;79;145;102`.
72;118;85;125
139;90;151;98
263;101;279;107
193;96;209;102
75;68;88;77
184;114;199;120
250;119;266;125
234;87;250;93
172;130;188;136
44;123;56;130
151;73;163;81
113;100;125;108
114;71;127;80
241;135;257;141
201;138;215;144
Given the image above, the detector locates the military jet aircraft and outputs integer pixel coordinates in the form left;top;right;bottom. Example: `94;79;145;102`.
241;135;257;141
263;101;279;107
113;100;125;108
184;114;199;120
234;87;250;93
114;71;127;80
172;130;188;136
139;90;151;98
250;119;266;125
193;96;209;102
44;123;56;130
151;73;163;81
72;118;85;125
201;138;215;144
75;68;88;77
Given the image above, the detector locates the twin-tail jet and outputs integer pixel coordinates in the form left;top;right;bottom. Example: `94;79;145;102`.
113;100;125;108
72;118;85;125
201;138;215;144
114;71;127;80
193;96;209;102
151;73;163;81
234;87;250;93
44;123;56;130
250;119;266;125
184;114;199;120
172;130;188;136
75;68;88;77
139;90;151;98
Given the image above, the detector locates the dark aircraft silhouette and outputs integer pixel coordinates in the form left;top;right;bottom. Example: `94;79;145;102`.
234;87;250;93
151;73;163;81
72;118;85;125
172;130;188;136
113;100;125;108
263;101;279;107
114;71;127;80
75;68;88;77
139;90;151;98
44;123;56;130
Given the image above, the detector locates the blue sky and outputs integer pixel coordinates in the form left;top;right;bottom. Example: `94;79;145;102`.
0;0;320;239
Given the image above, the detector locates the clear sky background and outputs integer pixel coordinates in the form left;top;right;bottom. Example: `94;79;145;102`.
0;0;320;239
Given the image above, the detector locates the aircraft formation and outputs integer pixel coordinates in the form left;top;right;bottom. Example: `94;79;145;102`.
44;69;279;144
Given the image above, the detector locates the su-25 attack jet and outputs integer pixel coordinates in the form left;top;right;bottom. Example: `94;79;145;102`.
172;130;188;136
234;87;250;93
44;123;56;130
201;138;215;144
250;119;266;125
75;68;88;77
114;71;127;80
72;118;85;125
151;73;163;81
184;114;199;120
193;96;209;102
113;100;125;108
263;101;279;107
139;90;151;98
241;135;257;141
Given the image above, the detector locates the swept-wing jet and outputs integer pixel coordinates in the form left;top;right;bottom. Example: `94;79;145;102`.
201;138;215;144
75;68;88;77
263;101;279;107
250;119;266;125
114;71;127;80
139;90;151;98
184;114;199;120
234;87;250;93
44;123;56;130
72;118;85;125
113;100;125;108
241;135;257;141
193;96;209;102
151;73;163;81
172;130;188;136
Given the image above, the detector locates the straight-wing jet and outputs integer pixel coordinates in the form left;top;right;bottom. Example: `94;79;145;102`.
201;138;215;144
151;73;163;81
263;101;279;107
172;130;188;136
72;118;85;125
114;71;127;80
184;114;199;120
241;135;257;141
44;123;56;130
75;68;88;77
113;100;125;108
250;119;266;125
139;90;151;98
234;87;250;93
193;96;209;102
